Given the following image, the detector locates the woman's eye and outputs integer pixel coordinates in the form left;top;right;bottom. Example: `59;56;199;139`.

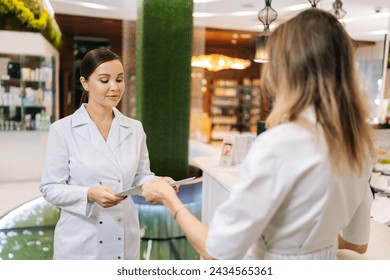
116;79;123;83
100;80;109;83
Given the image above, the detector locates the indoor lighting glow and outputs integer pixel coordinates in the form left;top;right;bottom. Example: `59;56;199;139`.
191;54;251;72
52;0;116;11
343;12;390;23
365;30;388;36
194;0;225;3
280;4;311;12
193;11;257;18
193;12;218;18
230;11;258;17
74;1;116;10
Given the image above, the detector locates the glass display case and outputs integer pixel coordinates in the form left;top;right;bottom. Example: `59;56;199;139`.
0;31;59;131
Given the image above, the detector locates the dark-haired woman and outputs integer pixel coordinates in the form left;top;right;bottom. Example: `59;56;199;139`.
40;48;172;260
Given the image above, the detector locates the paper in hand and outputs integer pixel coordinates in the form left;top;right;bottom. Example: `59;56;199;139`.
116;177;196;197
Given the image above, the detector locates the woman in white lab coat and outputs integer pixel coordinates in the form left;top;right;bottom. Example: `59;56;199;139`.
40;48;171;260
142;9;375;260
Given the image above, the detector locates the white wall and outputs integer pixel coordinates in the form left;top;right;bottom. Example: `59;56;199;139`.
0;131;48;182
0;132;48;215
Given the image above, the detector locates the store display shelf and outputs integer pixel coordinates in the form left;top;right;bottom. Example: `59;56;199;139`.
212;94;239;98
0;104;45;108
208;78;262;140
0;31;59;131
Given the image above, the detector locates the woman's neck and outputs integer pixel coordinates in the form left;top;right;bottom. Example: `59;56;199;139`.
86;103;114;123
266;95;292;129
85;103;114;141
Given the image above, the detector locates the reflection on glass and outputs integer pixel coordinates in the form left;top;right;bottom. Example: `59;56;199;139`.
0;197;59;260
0;181;203;260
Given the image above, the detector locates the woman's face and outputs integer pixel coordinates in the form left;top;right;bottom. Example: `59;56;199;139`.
80;59;125;109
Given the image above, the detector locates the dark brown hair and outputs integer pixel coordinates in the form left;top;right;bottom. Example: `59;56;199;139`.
79;48;123;105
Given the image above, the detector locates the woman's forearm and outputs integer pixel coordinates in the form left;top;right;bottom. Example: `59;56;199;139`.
163;195;213;259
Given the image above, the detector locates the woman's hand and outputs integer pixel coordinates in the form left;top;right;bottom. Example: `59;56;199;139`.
142;178;177;205
161;176;175;184
160;176;181;192
87;186;125;208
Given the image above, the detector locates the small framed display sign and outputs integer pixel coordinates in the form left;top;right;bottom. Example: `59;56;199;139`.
220;137;234;167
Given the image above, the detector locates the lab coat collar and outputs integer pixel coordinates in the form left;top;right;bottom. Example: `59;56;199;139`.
71;104;133;168
110;107;133;151
112;107;132;129
71;103;133;130
71;104;90;127
70;104;92;143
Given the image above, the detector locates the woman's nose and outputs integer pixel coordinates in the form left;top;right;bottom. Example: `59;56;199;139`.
109;80;119;91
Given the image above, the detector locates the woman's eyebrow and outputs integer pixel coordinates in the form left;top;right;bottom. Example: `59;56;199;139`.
97;73;124;77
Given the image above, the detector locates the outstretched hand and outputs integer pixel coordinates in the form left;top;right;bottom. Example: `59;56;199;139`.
87;186;125;208
142;178;177;205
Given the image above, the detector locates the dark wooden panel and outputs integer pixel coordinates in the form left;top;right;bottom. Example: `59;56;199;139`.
55;14;122;38
55;14;123;117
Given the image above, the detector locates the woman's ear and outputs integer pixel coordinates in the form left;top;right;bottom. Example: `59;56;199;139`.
80;76;88;91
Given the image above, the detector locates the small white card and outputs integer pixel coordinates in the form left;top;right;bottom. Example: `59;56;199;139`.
116;177;197;197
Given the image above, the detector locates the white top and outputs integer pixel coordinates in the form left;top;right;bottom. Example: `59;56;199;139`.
206;107;373;260
40;104;158;260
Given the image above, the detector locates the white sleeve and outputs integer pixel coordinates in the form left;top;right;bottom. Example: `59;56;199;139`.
342;184;373;245
40;124;93;217
132;123;159;186
206;138;287;259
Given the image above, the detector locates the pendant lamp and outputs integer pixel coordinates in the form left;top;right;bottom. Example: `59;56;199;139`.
248;0;277;63
308;0;321;8
330;0;347;22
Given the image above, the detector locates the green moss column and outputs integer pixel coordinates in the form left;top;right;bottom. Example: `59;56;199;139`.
136;0;193;179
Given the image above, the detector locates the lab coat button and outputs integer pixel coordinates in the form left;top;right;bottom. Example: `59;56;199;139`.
118;237;122;240
99;181;102;185
117;218;122;222
99;221;103;224
118;256;121;259
118;179;121;183
99;240;103;244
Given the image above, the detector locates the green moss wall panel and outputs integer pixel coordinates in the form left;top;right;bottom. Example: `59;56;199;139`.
136;0;193;179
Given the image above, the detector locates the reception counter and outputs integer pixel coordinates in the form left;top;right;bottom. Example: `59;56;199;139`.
192;155;390;260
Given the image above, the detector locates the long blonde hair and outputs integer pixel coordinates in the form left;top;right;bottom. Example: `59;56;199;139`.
262;8;374;174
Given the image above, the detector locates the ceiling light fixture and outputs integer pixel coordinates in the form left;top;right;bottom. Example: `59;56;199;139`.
191;54;251;72
248;0;277;63
330;0;347;22
308;0;321;8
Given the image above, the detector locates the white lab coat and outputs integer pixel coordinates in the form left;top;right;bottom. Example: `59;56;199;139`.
206;107;373;260
40;104;158;260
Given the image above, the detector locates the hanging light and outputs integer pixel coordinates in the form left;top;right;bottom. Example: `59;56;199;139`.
248;0;277;63
330;0;347;22
308;0;321;8
191;54;251;72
